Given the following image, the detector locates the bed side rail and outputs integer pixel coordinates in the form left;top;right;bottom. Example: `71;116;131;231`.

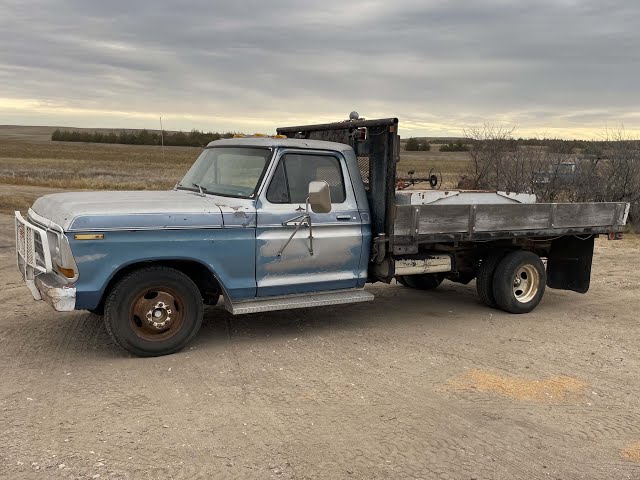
394;202;629;244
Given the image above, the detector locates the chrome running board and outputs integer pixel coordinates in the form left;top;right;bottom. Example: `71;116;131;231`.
226;288;374;315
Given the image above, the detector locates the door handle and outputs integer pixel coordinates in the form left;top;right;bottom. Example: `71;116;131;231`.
336;215;352;221
282;214;306;227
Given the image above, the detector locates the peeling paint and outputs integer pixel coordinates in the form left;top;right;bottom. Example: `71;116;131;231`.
74;253;108;264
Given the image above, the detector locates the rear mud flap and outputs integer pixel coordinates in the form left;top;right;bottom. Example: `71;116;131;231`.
547;235;595;293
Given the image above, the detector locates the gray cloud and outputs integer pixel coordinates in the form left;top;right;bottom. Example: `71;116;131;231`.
1;0;639;137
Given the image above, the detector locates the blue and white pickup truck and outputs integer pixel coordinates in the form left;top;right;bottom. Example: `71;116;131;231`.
15;117;629;356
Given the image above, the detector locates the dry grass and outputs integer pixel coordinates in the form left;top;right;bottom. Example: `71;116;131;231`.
0;138;196;191
398;146;470;188
0;184;65;214
445;369;587;402
0;136;196;212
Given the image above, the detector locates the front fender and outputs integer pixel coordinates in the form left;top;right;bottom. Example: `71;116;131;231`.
68;228;256;310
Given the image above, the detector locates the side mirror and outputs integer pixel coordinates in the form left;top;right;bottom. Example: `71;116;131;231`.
308;181;332;213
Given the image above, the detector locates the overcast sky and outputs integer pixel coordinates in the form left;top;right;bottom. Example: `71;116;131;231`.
1;0;639;138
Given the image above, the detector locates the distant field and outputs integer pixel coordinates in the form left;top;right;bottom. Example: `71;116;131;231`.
398;149;469;188
0;137;196;189
0;125;60;142
0;137;195;212
0;126;470;213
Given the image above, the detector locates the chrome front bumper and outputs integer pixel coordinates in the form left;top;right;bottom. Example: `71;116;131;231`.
34;273;76;312
15;211;76;312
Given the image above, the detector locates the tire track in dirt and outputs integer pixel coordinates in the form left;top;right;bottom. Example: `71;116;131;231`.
183;307;561;479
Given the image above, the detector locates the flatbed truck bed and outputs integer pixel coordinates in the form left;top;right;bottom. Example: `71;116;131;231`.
393;200;629;246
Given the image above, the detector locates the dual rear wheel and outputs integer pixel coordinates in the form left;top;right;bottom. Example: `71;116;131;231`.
477;250;546;313
398;250;546;314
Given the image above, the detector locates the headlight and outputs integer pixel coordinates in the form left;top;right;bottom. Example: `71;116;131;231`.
56;235;79;281
46;229;78;281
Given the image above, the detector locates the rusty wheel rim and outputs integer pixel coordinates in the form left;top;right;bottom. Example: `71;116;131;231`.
129;288;185;341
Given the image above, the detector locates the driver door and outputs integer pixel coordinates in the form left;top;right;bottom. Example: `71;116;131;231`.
255;150;365;297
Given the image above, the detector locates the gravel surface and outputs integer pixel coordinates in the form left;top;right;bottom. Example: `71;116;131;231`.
1;210;639;479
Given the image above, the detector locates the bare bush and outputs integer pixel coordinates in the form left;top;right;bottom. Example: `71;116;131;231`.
460;124;640;229
463;124;560;196
501;145;544;195
463;124;516;190
596;128;640;203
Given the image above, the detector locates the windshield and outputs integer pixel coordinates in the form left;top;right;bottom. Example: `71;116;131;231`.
178;147;272;198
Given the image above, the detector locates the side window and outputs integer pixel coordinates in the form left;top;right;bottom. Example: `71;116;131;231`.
266;153;346;204
266;160;290;203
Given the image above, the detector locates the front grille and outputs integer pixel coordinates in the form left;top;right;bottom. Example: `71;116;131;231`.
34;234;45;264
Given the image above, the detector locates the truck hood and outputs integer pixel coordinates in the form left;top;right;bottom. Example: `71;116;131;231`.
30;190;229;231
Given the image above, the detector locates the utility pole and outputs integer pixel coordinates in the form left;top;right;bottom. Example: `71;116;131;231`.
159;116;165;162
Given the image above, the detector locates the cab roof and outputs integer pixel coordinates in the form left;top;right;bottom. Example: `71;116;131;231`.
205;136;352;153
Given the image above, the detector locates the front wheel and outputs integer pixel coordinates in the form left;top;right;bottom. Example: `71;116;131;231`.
104;267;203;357
493;251;546;314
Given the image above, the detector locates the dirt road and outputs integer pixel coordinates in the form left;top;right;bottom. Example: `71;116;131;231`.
1;211;640;479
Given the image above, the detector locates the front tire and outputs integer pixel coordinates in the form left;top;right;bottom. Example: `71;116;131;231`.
104;267;203;357
493;251;546;314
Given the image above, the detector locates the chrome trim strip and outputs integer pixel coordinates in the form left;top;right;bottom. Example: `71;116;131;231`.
66;225;228;233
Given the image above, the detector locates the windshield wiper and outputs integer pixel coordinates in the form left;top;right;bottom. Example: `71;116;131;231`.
175;182;209;196
192;183;205;196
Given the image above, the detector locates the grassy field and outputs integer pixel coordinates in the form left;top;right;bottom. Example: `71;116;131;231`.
0;127;471;213
0;137;196;190
398;149;469;187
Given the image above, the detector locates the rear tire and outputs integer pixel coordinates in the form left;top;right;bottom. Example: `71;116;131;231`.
104;267;203;357
398;274;444;290
493;251;546;314
476;251;506;307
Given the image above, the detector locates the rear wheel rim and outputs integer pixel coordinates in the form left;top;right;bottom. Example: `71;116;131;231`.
130;288;185;341
512;264;540;303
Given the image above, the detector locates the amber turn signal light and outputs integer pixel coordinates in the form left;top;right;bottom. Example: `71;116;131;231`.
55;263;76;279
73;233;104;240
